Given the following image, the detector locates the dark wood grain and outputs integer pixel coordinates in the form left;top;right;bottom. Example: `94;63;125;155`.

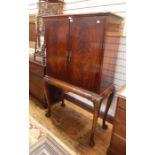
114;108;126;139
29;61;45;77
118;98;126;110
44;13;122;94
29;76;46;106
29;61;47;108
69;16;105;93
108;133;126;155
43;13;123;147
107;95;126;155
29;60;63;108
45;18;69;82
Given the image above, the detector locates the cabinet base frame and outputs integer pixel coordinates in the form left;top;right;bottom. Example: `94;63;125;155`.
43;75;114;147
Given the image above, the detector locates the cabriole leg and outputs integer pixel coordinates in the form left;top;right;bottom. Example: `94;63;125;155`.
102;92;114;129
89;97;102;147
61;91;65;107
43;81;51;117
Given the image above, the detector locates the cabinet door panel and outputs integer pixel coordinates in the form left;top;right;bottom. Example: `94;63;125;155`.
45;18;69;81
69;16;105;92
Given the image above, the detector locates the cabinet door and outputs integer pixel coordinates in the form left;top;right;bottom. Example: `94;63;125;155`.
45;18;69;81
69;16;105;92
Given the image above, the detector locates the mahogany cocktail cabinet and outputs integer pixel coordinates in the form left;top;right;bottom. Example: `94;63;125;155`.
42;13;123;147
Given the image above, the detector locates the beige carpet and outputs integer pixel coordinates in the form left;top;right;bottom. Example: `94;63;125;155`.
29;116;76;155
29;116;46;147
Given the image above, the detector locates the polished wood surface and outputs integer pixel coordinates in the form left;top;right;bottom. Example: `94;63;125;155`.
69;16;105;92
29;61;45;77
43;13;122;147
45;18;69;82
108;133;126;155
118;98;126;110
107;87;126;155
114;107;126;139
29;60;47;108
29;60;63;108
29;74;46;106
43;76;114;147
44;13;122;94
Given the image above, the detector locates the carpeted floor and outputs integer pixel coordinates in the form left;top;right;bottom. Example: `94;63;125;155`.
29;116;46;147
29;116;75;155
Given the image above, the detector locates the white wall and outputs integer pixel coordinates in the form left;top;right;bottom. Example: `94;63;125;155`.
29;0;38;14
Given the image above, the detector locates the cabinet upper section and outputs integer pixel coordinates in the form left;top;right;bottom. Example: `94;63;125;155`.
43;13;123;93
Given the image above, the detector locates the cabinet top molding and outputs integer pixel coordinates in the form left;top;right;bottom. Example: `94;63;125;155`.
41;12;123;20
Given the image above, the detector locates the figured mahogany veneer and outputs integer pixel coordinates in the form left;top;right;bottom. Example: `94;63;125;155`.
43;13;123;94
43;13;123;147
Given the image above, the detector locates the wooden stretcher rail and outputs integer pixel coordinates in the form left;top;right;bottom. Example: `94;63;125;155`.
44;75;102;100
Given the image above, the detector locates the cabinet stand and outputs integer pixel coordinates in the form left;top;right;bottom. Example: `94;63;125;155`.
43;75;114;147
